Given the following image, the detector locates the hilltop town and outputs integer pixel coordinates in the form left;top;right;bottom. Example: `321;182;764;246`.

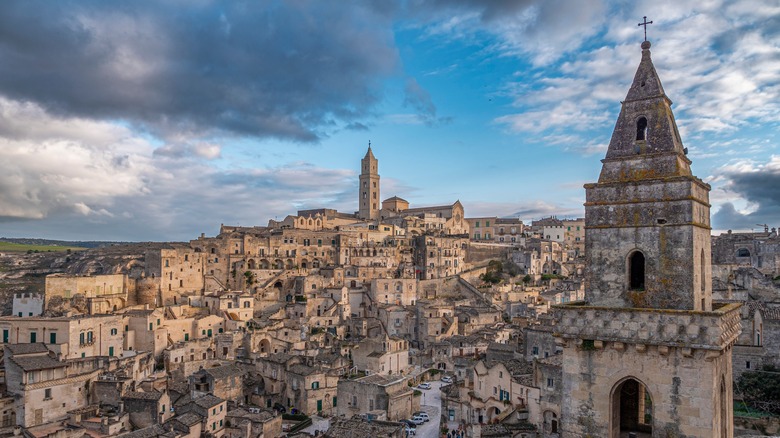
0;42;779;438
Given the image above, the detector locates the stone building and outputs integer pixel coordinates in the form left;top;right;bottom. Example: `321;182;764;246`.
336;373;416;422
190;364;252;403
12;292;43;318
174;394;228;438
121;390;173;429
0;314;124;359
712;228;780;277
553;40;742;437
561;218;585;258
44;273;131;313
414;235;468;279
4;343;74;427
224;407;281;438
351;335;410;376
732;301;780;379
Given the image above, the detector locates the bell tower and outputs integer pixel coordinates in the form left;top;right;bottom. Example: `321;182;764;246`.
358;143;379;221
584;39;711;311
555;38;742;438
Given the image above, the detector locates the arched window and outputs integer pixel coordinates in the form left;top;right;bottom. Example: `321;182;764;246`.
737;248;750;257
629;251;645;290
636;117;648;141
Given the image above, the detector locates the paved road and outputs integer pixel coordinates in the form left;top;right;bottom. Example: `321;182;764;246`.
414;380;444;438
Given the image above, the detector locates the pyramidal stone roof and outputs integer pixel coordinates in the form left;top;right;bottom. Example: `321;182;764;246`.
599;40;694;184
363;145;376;161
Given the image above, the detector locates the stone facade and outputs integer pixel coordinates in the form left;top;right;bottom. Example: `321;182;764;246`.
336;374;415;421
555;40;741;438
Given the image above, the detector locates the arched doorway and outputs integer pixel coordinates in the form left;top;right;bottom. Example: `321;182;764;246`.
543;411;558;435
611;377;652;437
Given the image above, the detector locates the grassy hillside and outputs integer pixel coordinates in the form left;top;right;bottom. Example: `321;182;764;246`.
0;241;87;253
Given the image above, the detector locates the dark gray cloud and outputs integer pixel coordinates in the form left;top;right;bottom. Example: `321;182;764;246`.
712;155;780;230
0;0;399;142
712;158;780;231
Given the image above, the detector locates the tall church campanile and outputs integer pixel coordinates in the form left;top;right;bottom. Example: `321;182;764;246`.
554;40;742;437
358;144;380;221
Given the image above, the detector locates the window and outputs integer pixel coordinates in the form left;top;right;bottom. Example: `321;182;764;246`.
312;381;320;389
44;388;52;399
737;248;751;257
532;346;539;355
110;328;118;335
486;221;490;227
50;333;57;344
2;329;8;343
629;251;646;290
547;378;555;388
475;221;480;228
746;361;751;370
636;116;648;140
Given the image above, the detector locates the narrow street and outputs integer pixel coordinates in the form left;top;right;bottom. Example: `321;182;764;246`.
414;380;444;438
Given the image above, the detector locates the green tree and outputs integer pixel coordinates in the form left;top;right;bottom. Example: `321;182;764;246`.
737;365;780;415
244;270;255;286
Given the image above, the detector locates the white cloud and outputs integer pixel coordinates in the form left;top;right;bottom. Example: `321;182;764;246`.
0;97;357;240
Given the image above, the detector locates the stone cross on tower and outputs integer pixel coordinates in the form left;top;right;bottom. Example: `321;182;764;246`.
638;16;653;42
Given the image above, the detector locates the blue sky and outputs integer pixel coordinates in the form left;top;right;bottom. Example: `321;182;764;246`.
0;0;778;241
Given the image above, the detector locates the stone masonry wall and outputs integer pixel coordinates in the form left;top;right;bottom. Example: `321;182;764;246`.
560;340;734;438
554;303;741;350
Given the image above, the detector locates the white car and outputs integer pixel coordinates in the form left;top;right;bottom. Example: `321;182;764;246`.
417;382;431;390
441;376;453;383
414;412;430;422
404;425;417;435
411;415;425;425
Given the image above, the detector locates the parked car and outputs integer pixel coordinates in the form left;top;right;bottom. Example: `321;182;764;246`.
414;412;430;422
411;415;425;425
417;382;431;390
404;424;417;435
441;376;453;383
